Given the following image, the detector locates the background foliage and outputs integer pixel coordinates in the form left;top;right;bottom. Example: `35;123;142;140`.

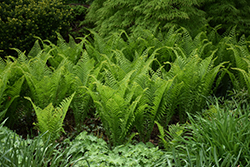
0;0;72;58
84;0;207;37
200;0;250;36
84;0;250;38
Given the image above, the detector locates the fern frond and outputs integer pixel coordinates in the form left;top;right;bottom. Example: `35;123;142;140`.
0;60;23;122
27;40;42;59
232;68;250;93
85;71;143;146
155;121;184;150
25;93;75;143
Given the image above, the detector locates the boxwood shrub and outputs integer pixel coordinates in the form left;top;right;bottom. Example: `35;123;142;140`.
0;0;72;58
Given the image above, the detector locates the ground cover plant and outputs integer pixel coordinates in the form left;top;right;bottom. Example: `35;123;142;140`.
1;0;250;166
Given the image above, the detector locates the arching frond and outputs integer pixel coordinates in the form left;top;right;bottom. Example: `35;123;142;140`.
25;93;75;143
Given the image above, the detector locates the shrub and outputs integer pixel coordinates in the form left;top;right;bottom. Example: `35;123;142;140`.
84;0;207;37
69;4;88;22
200;0;250;36
67;4;89;38
0;0;72;58
62;0;93;5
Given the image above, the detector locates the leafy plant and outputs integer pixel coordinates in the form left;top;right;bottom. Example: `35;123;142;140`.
84;0;207;37
179;102;250;166
38;33;85;68
163;50;226;121
156;145;243;167
200;0;250;36
0;58;24;122
25;93;75;143
70;51;101;125
0;0;72;57
155;121;184;151
134;72;183;142
0;119;83;167
17;47;72;109
86;71;142;146
223;88;250;110
68;131;165;166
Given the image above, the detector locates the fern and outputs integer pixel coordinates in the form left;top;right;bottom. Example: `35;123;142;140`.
25;93;75;143
50;33;84;68
0;58;24;122
70;51;100;124
232;66;250;95
136;75;178;141
17;48;72;109
164;49;225;121
86;70;142;146
225;40;250;91
155;121;184;150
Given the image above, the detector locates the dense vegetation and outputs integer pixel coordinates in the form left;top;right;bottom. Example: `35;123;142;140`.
0;0;72;58
1;0;250;166
85;0;250;37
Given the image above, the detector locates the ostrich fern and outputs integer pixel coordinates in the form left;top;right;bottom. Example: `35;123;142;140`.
70;51;102;124
17;48;72;109
25;93;75;143
163;51;225;121
0;58;24;122
134;73;183;142
86;71;142;146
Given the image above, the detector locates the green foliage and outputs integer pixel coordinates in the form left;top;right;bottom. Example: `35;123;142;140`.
37;33;84;68
69;4;88;21
86;72;142;146
223;88;250;109
200;0;250;36
163;51;225;121
17;47;72;109
25;93;75;143
70;51;100;125
0;58;24;122
157;145;243;166
0;0;72;58
85;0;250;37
2;26;250;149
134;71;182;142
68;131;165;166
0;119;82;166
155;121;184;151
233;67;250;96
84;0;207;37
177;102;250;166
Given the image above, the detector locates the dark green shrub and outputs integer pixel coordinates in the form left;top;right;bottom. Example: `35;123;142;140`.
200;0;250;36
67;4;89;38
0;0;72;58
84;0;207;37
69;4;88;22
62;0;93;5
